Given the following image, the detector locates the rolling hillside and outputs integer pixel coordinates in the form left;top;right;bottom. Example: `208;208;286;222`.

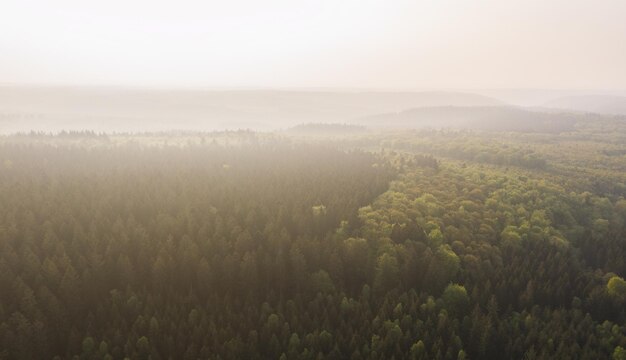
0;86;504;133
356;106;596;133
544;95;626;115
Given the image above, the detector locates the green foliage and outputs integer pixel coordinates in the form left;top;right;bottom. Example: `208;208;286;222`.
436;245;460;276
136;336;150;359
411;340;426;358
1;129;626;359
428;228;444;247
81;337;95;355
442;284;469;315
614;346;626;360
373;253;400;294
607;276;626;299
311;270;336;294
501;226;522;247
312;204;327;216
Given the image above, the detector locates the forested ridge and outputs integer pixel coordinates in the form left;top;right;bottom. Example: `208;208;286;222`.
0;129;626;359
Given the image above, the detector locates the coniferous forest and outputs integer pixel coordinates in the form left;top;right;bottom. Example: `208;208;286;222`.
1;123;626;360
3;0;626;358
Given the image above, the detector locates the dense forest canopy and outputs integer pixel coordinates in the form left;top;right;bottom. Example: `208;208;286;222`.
0;120;625;359
4;0;626;357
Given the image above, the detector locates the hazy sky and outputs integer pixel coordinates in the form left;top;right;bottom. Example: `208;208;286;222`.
2;0;626;89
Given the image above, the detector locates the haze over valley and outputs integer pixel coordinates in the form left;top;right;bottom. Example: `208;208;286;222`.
1;1;626;359
2;86;626;134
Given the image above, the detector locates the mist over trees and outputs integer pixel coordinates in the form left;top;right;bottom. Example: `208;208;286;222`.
3;0;626;357
1;118;625;359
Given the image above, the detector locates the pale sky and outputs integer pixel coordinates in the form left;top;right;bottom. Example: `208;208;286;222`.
2;0;626;89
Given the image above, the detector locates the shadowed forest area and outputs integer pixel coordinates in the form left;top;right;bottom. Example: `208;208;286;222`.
1;116;626;359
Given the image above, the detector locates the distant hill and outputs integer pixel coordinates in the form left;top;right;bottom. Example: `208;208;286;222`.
0;86;504;133
543;95;626;115
286;123;367;135
356;106;585;133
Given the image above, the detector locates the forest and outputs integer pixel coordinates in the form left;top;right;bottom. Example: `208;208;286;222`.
0;122;626;360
